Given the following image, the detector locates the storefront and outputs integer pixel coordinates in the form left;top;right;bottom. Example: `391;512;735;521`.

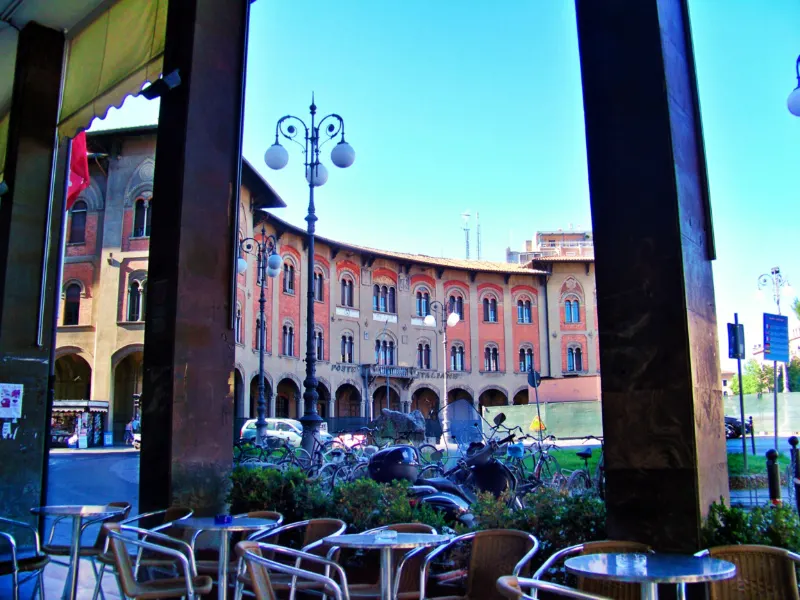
50;400;109;448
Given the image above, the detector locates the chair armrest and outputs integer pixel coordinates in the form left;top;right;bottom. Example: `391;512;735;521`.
0;516;42;553
254;544;349;590
513;536;540;576
119;525;196;568
693;549;709;558
244;548;349;600
0;531;18;572
112;532;197;597
393;546;429;599
44;515;71;545
121;509;168;527
420;532;473;600
532;545;583;580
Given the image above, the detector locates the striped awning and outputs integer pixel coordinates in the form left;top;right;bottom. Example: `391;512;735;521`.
0;0;168;182
52;400;109;413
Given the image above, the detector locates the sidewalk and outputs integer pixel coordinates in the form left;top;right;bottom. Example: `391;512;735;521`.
50;445;139;455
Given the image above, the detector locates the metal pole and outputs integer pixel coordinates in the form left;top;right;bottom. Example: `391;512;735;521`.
383;319;390;411
256;225;268;442
442;306;449;442
774;360;779;451
766;449;781;505
300;98;322;455
735;313;747;474
790;436;800;515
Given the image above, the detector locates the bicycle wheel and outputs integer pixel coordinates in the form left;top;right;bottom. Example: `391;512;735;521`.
537;454;563;487
566;470;592;496
417;443;442;464
277;447;312;472
313;462;339;493
419;463;444;479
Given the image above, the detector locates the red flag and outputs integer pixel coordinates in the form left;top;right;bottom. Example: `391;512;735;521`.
66;131;90;210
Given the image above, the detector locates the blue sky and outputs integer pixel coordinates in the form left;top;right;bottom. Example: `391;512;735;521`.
91;1;800;367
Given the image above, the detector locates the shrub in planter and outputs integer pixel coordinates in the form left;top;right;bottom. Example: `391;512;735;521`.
701;499;800;551
227;466;331;522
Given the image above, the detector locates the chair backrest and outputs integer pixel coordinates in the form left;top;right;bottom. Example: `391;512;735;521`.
466;530;538;600
238;541;277;600
106;523;138;597
241;511;284;528
497;576;613;599
576;541;651;600
93;502;132;550
303;518;347;548
704;544;800;600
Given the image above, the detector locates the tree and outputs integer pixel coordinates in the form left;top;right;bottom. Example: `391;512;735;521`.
793;298;800;323
789;357;800;392
738;359;762;395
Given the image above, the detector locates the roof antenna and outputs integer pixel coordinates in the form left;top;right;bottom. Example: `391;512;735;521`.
461;211;471;259
476;212;482;260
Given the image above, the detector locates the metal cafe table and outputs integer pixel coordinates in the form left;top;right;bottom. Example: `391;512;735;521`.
30;504;126;600
325;532;451;600
565;552;736;600
172;516;277;600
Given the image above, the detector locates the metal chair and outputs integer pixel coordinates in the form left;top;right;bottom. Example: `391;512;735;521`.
107;523;213;599
233;518;346;600
0;516;49;600
532;540;652;600
241;542;350;600
696;544;800;600
497;576;613;599
420;529;540;600
91;506;193;600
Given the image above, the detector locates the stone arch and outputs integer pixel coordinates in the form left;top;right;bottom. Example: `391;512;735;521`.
248;370;274;392
478;385;508;408
560;276;585;301
76;178;104;211
54;353;92;401
111;344;144;369
275;372;302;391
249;371;274;418
410;384;439;417
62;278;87;297
124;157;155;206
336;378;362;395
55;345;93;364
275;374;302;419
512;385;530;405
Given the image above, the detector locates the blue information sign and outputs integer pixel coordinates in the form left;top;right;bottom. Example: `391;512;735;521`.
763;313;789;363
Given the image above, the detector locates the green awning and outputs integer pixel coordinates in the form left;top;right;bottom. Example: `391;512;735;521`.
0;0;168;181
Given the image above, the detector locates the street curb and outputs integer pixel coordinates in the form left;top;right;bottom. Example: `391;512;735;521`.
50;447;139;456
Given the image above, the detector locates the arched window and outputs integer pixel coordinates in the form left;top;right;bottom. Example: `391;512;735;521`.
341;334;354;363
376;340;396;365
388;286;396;313
380;286;388;312
417;343;432;369
387;341;395;365
282;325;295;356
483;297;498;322
373;284;380;310
68;200;87;244
283;263;295;294
373;284;396;313
450;345;465;371
572;300;580;324
133;198;152;237
340;276;354;307
517;298;532;324
128;281;142;321
574;347;583;371
314;330;324;360
519;347;534;372
235;304;243;344
415;290;430;317
449;294;464;320
64;283;81;325
313;271;324;302
567;348;575;371
484;345;499;372
565;300;573;323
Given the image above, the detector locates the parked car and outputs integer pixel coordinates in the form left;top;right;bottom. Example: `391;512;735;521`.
239;418;332;446
725;416;752;439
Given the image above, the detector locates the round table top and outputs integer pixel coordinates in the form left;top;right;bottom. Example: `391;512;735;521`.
325;533;451;550
31;505;126;517
565;553;736;585
171;517;277;532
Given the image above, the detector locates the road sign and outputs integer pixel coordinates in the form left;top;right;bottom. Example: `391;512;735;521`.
763;313;789;363
530;415;546;432
728;323;745;360
527;370;541;388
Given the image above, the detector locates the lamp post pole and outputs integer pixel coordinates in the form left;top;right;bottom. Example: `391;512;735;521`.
237;225;280;442
425;300;459;445
264;95;355;455
788;55;800;116
758;266;792;450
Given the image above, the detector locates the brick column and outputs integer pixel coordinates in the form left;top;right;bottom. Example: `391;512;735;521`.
0;23;65;521
576;0;727;551
139;0;252;514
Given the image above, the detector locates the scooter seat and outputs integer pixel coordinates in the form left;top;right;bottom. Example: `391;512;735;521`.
416;477;464;498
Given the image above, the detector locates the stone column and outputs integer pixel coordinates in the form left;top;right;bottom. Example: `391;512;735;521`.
0;22;65;521
138;0;253;514
575;0;727;551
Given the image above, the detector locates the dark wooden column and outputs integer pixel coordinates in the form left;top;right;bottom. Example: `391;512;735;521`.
0;23;65;521
139;0;249;514
575;0;727;551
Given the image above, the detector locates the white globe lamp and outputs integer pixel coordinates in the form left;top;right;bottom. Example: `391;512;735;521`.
423;315;436;327
267;252;282;274
236;257;248;274
265;143;289;170
446;313;460;328
331;141;356;168
306;163;329;187
789;86;800;117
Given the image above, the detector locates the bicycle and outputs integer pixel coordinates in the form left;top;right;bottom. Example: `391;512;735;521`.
528;435;565;489
565;435;605;498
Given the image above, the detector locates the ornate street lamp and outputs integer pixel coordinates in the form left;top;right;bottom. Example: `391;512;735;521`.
788;55;800;117
237;224;281;442
264;94;355;454
424;300;460;443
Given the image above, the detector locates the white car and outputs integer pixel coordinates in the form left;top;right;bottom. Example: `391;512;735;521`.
239;418;332;447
